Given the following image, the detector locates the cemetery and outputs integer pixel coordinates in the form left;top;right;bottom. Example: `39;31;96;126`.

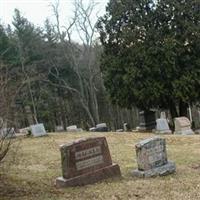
0;0;200;199
1;130;200;200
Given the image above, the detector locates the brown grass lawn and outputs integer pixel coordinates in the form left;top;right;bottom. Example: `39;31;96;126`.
1;132;200;200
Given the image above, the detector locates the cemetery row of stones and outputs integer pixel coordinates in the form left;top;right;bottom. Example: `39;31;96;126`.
55;136;176;187
1;112;199;138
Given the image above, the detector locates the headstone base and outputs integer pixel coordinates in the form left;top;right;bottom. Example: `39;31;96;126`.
155;130;172;134
55;164;121;187
174;129;194;135
132;161;176;178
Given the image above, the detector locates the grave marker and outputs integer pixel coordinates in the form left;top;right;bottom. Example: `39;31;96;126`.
174;117;194;135
56;137;121;187
137;110;156;131
156;118;172;134
132;137;175;177
30;123;47;137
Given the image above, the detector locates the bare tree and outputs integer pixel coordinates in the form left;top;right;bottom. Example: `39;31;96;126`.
48;0;102;126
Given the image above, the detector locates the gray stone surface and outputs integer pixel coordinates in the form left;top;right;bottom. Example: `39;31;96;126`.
132;137;175;178
132;161;176;177
156;118;172;134
30;123;47;137
0;127;15;138
174;117;194;135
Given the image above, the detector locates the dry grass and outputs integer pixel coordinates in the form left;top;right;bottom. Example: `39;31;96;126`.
1;132;200;200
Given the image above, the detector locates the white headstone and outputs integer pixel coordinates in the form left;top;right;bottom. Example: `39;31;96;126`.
160;112;167;119
174;117;194;135
30;123;47;137
0;127;15;138
67;125;81;132
55;125;64;132
19;127;30;134
96;123;107;128
156;119;171;134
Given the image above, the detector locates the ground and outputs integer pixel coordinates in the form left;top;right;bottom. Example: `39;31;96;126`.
1;132;200;200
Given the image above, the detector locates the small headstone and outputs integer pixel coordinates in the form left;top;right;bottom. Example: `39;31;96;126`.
132;137;176;177
160;112;167;119
116;129;124;132
30;123;47;137
95;123;108;132
67;125;77;132
156;118;172;134
89;127;96;132
55;125;64;132
174;117;194;135
123;123;131;132
55;137;121;187
19;127;30;134
138;110;156;131
0;127;15;138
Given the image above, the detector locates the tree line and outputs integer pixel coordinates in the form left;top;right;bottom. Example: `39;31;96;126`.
0;0;200;132
0;1;138;131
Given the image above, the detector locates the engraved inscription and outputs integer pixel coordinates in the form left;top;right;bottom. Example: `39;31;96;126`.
146;144;164;164
146;144;164;154
75;146;101;160
76;155;104;170
149;153;163;163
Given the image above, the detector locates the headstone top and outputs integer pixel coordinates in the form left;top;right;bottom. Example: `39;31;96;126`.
160;112;167;119
175;117;190;127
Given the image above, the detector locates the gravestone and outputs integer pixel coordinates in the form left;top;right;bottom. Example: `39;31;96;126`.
0;127;16;138
89;127;96;132
19;127;30;134
55;125;64;132
67;125;78;132
67;125;83;132
30;123;47;137
156;118;172;134
132;137;175;177
174;117;194;135
55;137;121;187
95;123;108;132
137;110;156;131
123;123;131;132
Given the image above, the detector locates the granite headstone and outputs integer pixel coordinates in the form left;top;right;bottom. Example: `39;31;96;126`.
174;117;194;135
132;137;176;177
56;137;121;187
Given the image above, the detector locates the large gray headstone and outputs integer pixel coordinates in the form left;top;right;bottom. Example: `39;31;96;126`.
174;117;194;135
156;118;172;134
30;123;47;137
132;137;175;177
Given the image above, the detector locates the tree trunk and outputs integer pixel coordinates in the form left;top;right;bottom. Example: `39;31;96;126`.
169;101;178;119
179;100;188;117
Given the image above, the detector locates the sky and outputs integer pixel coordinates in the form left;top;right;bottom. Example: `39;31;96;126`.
0;0;109;42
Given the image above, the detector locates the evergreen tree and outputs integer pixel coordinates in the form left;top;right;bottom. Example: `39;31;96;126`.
98;0;200;118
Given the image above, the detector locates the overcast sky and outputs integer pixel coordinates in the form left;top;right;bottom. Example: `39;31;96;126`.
0;0;109;41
